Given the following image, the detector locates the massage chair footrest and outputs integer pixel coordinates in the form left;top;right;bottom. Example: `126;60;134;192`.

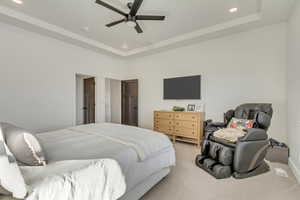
195;155;232;179
233;160;270;179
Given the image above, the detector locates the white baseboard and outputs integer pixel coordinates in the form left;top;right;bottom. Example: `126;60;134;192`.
289;158;300;184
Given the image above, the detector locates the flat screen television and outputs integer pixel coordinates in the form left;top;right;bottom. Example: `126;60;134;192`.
163;75;201;100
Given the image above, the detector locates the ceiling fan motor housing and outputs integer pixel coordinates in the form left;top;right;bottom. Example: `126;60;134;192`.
126;15;136;22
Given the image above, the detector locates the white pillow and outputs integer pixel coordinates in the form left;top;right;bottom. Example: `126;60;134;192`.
1;122;46;166
0;128;27;199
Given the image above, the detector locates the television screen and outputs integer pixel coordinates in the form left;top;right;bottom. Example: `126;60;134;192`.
163;75;201;100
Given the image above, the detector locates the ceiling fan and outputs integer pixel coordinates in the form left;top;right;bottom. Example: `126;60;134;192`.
95;0;166;33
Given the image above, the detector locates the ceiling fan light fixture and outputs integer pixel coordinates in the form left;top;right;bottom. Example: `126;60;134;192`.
126;21;137;27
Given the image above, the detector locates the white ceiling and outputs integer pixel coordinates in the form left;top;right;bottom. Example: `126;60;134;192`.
0;0;295;56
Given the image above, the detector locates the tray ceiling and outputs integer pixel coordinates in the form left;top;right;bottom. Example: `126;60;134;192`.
0;0;295;56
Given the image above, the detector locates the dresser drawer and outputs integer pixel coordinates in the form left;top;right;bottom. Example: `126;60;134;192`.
154;119;173;126
155;112;174;120
173;127;198;139
154;111;204;147
155;125;173;135
174;120;197;129
174;113;198;121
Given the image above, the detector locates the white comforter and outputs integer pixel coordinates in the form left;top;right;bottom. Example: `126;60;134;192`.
26;159;126;200
69;123;173;161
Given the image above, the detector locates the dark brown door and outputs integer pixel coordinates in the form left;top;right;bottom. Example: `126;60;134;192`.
84;77;96;124
122;79;138;126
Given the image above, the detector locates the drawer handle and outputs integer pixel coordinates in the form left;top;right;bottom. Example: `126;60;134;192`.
169;122;172;124
192;124;195;127
176;123;179;125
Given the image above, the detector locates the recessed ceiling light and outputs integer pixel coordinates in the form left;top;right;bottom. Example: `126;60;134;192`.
229;7;238;13
81;27;90;32
12;0;23;5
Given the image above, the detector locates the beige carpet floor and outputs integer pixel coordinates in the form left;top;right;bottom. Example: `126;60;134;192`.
141;143;300;200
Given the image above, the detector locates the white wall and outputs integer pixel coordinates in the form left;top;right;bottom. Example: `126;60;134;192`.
76;75;84;125
287;1;300;181
126;23;287;142
0;19;288;145
110;79;122;124
105;78;112;122
0;21;127;132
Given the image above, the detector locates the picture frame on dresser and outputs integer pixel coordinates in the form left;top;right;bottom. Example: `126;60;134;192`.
187;104;196;112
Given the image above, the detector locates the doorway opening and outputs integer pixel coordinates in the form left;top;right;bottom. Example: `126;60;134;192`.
76;74;96;125
105;78;122;124
104;78;139;126
122;79;138;127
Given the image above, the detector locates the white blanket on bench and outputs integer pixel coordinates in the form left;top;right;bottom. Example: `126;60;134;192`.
26;159;126;200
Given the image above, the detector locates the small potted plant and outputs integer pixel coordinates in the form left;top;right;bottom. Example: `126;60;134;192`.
172;106;185;112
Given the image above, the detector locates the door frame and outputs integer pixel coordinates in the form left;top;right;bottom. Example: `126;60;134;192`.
121;79;138;126
75;73;97;125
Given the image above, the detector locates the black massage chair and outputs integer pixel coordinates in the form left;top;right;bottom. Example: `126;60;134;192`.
196;103;273;179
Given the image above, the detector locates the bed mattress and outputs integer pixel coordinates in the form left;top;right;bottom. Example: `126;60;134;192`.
22;123;176;193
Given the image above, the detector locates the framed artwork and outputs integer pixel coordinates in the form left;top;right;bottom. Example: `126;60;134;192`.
195;103;205;112
187;104;196;112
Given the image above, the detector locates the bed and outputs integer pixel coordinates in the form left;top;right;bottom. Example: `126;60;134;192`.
10;123;175;200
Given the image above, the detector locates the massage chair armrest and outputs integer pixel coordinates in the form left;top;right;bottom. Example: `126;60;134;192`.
206;121;227;128
238;128;268;142
204;121;227;139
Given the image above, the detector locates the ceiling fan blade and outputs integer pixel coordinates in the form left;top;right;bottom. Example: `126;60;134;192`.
136;15;165;21
130;0;143;16
106;19;125;27
135;22;143;34
95;0;127;16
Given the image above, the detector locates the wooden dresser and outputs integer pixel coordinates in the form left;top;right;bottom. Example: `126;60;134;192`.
154;111;205;147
